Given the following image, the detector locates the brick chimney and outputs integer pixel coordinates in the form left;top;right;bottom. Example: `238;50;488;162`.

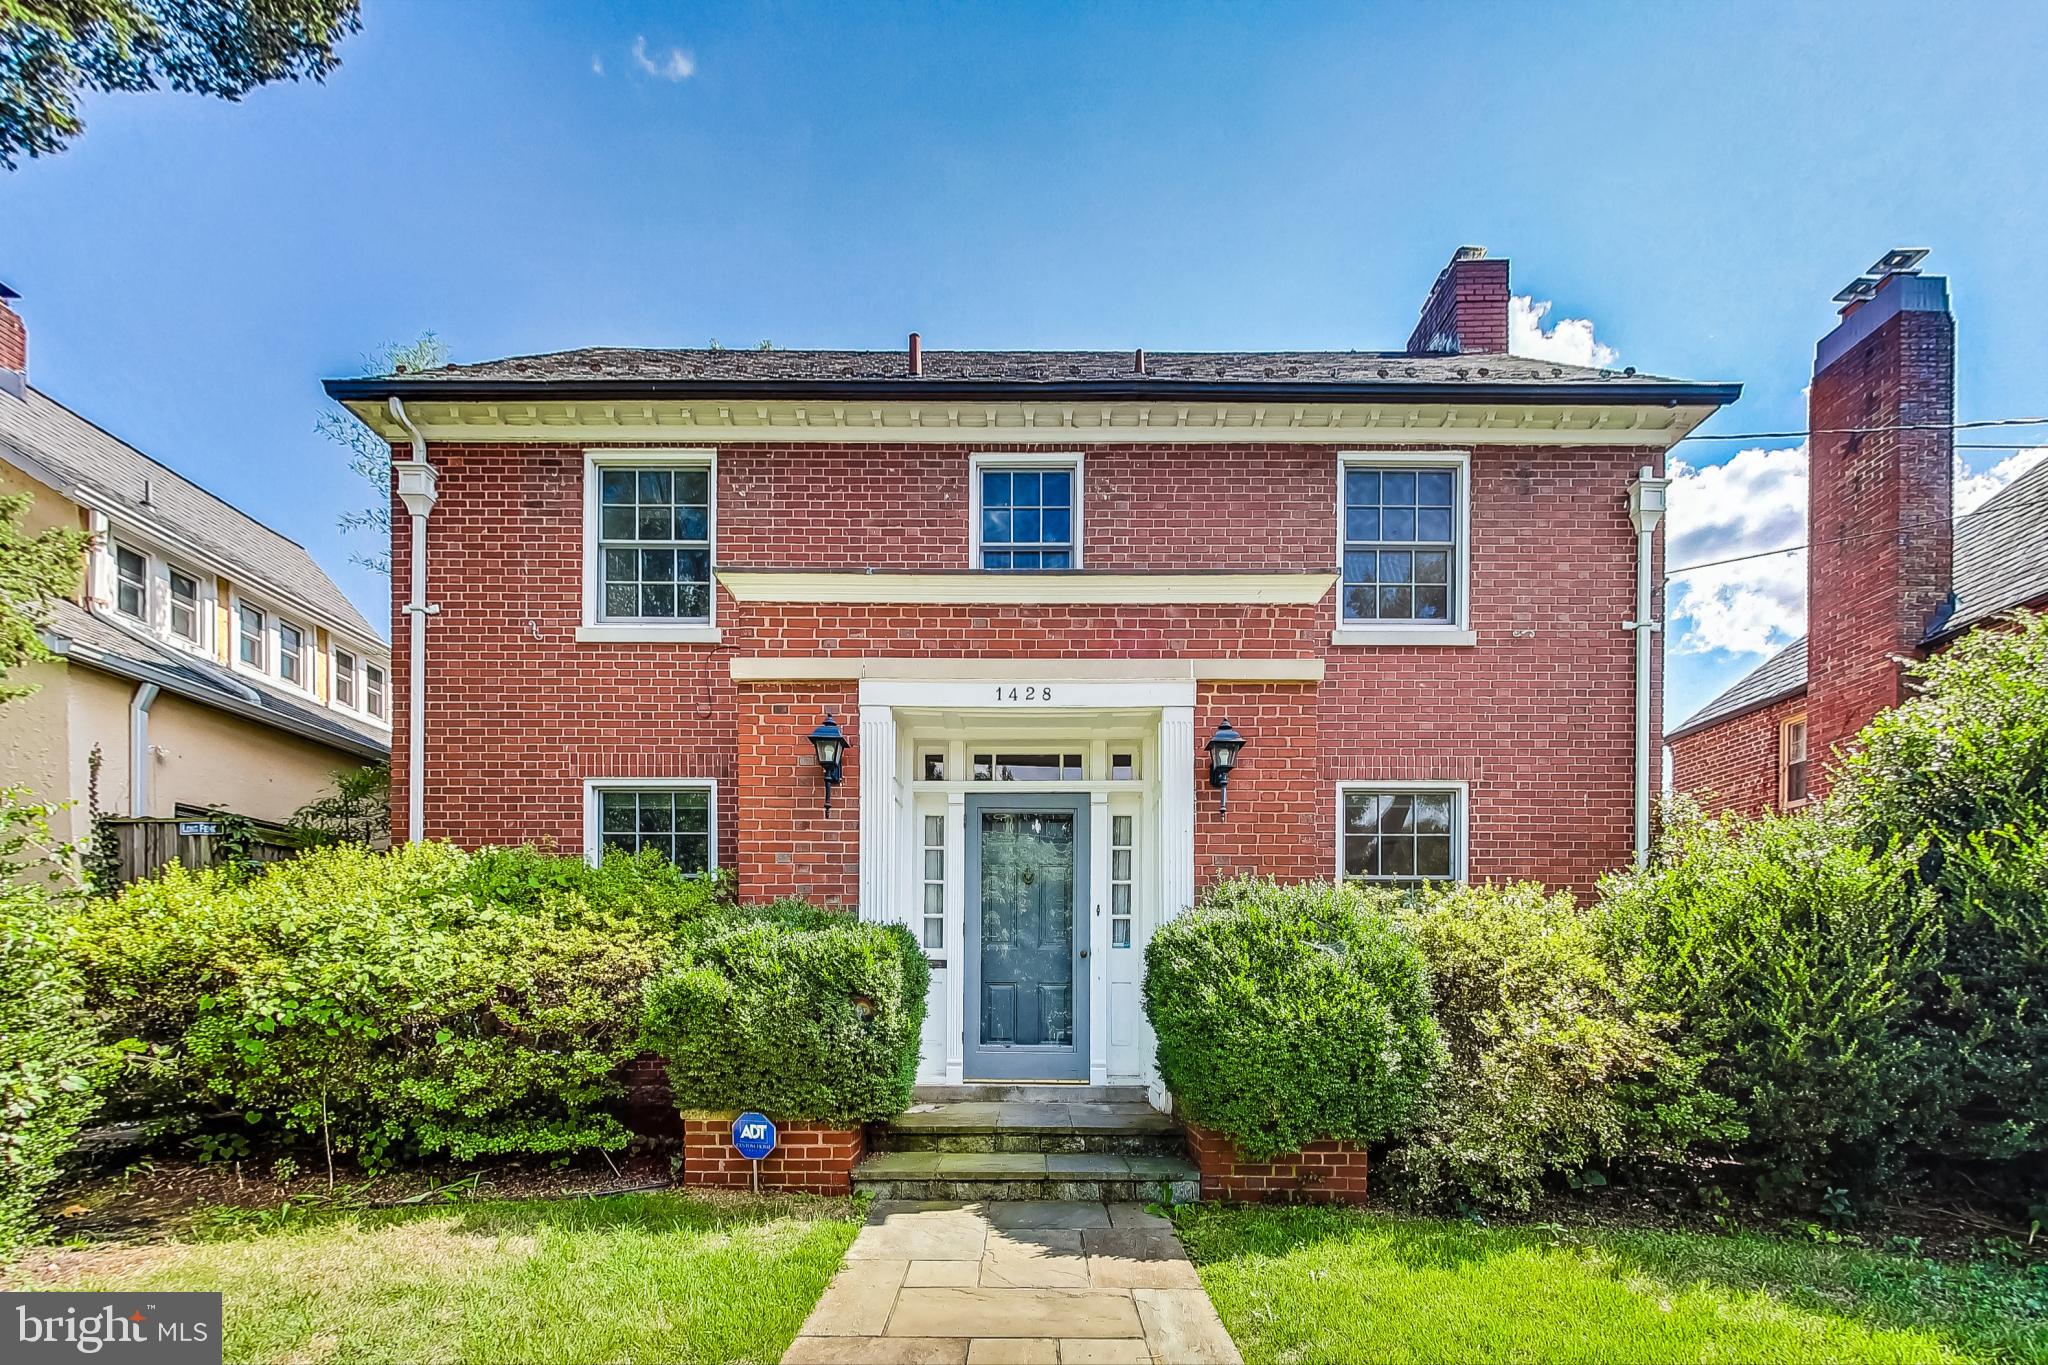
1803;255;1954;792
1406;246;1510;355
0;283;24;400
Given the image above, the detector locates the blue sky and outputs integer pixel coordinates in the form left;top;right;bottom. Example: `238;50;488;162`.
3;0;2045;727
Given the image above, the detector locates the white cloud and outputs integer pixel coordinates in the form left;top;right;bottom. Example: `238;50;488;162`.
1957;446;2048;512
1510;295;1619;370
1665;445;1809;658
632;36;696;81
591;54;604;76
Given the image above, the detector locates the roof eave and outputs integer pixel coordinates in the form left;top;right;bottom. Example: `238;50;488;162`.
1665;681;1809;744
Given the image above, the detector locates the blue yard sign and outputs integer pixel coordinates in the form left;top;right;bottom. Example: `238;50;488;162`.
732;1112;777;1161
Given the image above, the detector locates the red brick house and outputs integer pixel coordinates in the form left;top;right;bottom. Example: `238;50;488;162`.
1669;253;2048;814
325;248;1737;1092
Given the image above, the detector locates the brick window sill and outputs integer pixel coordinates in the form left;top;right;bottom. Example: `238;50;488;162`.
575;624;724;644
1330;627;1477;647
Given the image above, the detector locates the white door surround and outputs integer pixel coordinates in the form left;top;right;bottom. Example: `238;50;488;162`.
855;676;1196;1095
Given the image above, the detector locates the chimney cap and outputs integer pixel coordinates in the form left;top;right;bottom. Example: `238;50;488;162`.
1452;245;1487;262
0;282;18;301
1869;247;1929;277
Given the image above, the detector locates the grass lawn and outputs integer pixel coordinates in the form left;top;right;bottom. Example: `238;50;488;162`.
1174;1204;2048;1365
11;1189;861;1365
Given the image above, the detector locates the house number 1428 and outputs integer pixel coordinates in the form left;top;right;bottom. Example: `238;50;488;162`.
996;686;1052;701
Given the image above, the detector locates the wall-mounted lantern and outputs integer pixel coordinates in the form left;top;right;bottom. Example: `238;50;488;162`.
1205;718;1246;816
808;712;848;813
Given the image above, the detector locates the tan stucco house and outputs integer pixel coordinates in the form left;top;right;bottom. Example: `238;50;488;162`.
0;282;389;842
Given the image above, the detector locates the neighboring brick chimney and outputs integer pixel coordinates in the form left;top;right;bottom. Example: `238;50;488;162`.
1804;254;1954;793
1406;246;1510;355
0;283;24;400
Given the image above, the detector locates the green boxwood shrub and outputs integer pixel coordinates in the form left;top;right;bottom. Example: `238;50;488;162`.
1375;881;1736;1211
1597;804;1940;1187
1831;611;2048;1161
66;842;731;1166
641;905;929;1125
1143;876;1440;1161
1;882;108;1247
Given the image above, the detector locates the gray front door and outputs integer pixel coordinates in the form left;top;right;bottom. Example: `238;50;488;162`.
964;793;1090;1081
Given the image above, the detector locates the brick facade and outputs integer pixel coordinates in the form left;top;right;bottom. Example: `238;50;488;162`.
1406;248;1510;355
1181;1122;1371;1204
679;1114;865;1195
1667;691;1806;818
0;297;23;378
391;438;1664;897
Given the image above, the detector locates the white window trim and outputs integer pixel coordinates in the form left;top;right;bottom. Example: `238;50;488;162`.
163;561;213;655
229;593;270;679
969;451;1084;571
109;540;150;622
1334;779;1471;883
273;616;315;696
581;777;719;870
1332;450;1474;647
329;645;395;728
580;448;722;643
362;659;390;724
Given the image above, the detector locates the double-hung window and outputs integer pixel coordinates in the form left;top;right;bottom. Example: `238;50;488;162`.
974;456;1079;571
236;603;266;670
1781;717;1809;809
168;568;202;645
1338;453;1469;638
365;663;387;720
587;451;715;635
586;780;714;873
112;545;147;620
277;621;307;688
1338;784;1466;884
334;648;358;710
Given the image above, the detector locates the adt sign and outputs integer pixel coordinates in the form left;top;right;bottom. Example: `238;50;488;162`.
732;1112;777;1161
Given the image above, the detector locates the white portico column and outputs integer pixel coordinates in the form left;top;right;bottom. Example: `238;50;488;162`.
857;705;898;923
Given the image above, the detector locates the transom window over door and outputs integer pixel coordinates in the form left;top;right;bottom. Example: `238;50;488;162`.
597;462;712;622
592;782;713;873
1340;456;1465;627
976;458;1077;570
1339;784;1465;883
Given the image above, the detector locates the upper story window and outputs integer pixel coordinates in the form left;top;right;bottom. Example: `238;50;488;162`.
584;450;716;637
236;603;266;669
334;647;358;709
168;568;201;644
365;663;387;720
277;621;308;688
973;455;1080;571
331;647;391;724
112;545;147;620
1781;716;1809;808
1339;454;1467;631
1338;784;1466;884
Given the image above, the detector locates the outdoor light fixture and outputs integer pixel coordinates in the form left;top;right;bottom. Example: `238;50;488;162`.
808;712;848;813
1205;719;1246;816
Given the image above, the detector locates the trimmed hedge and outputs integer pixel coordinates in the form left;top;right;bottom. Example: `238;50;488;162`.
67;843;731;1166
1143;876;1440;1161
642;905;929;1125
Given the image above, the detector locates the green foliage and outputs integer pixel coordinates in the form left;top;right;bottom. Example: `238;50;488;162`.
0;491;87;703
1143;876;1440;1161
642;907;929;1125
1831;611;2048;1161
1598;804;1940;1187
0;879;108;1247
1376;881;1738;1211
289;763;391;848
66;843;730;1166
0;0;361;168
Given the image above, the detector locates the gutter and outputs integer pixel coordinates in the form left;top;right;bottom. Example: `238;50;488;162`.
128;682;159;815
387;397;440;844
1664;681;1810;744
324;374;1744;410
1626;468;1670;868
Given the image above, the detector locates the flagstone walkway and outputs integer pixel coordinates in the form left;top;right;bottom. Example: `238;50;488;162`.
783;1200;1243;1365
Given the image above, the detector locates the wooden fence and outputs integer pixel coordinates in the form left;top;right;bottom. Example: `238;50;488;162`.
96;816;303;888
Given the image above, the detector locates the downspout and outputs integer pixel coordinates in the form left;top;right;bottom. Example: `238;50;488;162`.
386;397;440;843
128;682;160;815
1625;466;1669;868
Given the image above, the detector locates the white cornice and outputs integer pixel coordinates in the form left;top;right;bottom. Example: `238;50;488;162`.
340;397;1715;449
716;570;1335;606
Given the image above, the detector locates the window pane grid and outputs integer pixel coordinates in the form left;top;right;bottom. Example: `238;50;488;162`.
237;604;264;668
979;466;1074;571
921;813;946;951
1110;814;1135;948
598;465;711;622
366;664;387;719
114;546;146;619
1342;466;1457;624
168;568;200;642
598;787;711;873
1340;790;1457;883
279;623;305;685
971;752;1085;782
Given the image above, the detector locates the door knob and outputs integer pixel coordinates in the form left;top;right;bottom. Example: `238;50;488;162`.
1079;949;1089;959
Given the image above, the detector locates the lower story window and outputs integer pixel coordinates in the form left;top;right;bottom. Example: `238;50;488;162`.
1339;785;1463;883
1781;716;1809;808
592;783;713;872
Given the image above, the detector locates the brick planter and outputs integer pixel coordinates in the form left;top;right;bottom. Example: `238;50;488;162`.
1182;1122;1370;1204
680;1113;865;1195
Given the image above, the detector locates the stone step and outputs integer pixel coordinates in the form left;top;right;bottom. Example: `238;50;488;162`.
879;1101;1184;1156
913;1083;1150;1105
851;1150;1200;1204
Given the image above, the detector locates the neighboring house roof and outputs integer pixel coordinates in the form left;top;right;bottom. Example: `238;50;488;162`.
40;599;389;762
0;385;378;643
1669;457;2048;740
327;348;1740;407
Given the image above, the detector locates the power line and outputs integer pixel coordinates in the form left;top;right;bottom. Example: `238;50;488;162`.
1675;415;2048;444
1664;491;2048;580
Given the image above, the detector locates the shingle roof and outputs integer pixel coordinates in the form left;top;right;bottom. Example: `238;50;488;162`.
0;387;378;641
389;347;1683;388
42;600;388;760
1669;457;2048;739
